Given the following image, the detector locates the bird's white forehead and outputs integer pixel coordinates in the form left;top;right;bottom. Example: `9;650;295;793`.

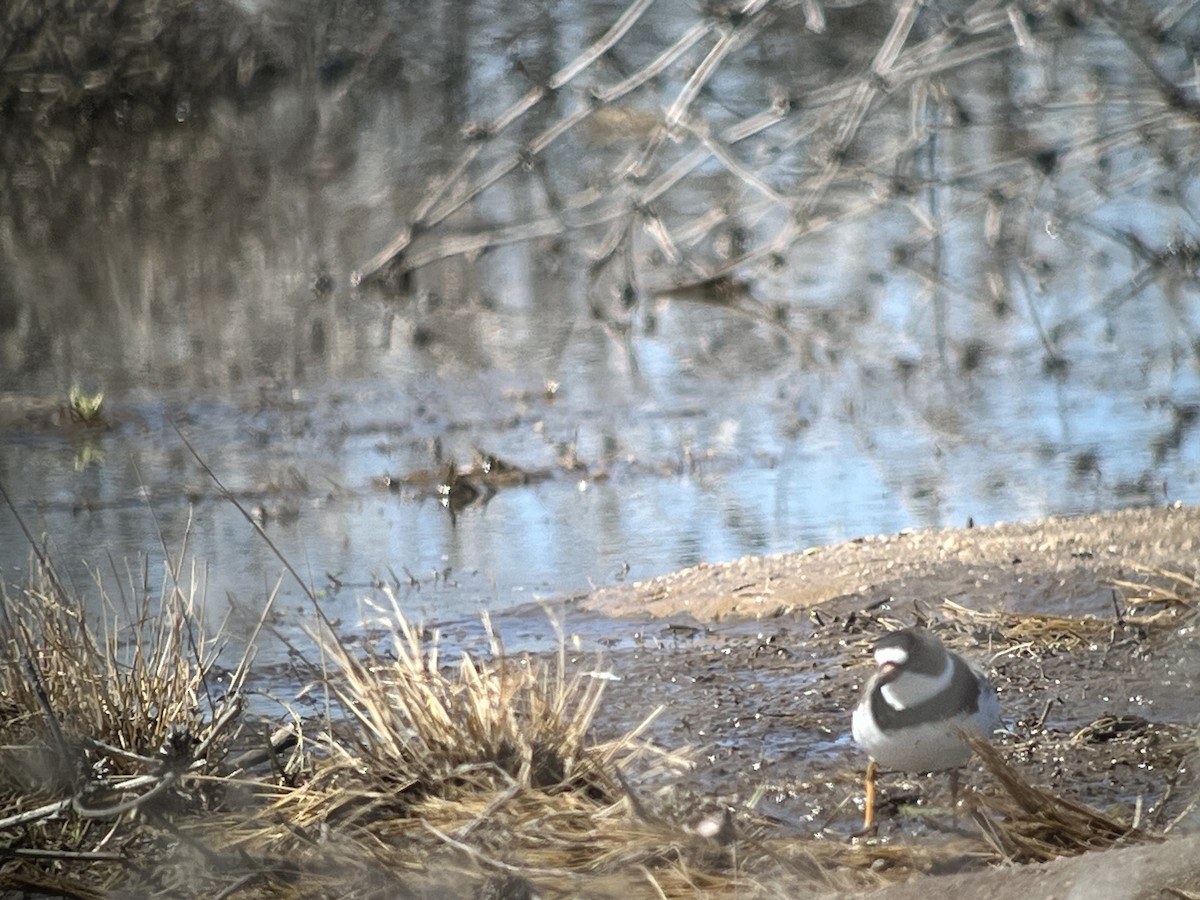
874;645;908;667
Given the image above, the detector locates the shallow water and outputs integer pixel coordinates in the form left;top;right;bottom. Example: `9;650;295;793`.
2;0;1199;665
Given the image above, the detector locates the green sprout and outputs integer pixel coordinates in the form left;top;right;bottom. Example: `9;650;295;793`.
67;383;105;425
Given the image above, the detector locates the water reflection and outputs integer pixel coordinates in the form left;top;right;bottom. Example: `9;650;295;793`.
1;1;1199;653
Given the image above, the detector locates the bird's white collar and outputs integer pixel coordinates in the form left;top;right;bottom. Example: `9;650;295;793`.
880;654;954;711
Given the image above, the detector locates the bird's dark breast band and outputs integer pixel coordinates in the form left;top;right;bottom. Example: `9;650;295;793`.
870;655;981;731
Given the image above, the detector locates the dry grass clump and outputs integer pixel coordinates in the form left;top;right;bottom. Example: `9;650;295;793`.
1;569;232;769
219;600;764;897
0;558;258;896
964;732;1157;863
316;607;624;802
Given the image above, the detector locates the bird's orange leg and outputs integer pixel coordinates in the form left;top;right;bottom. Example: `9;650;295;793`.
860;759;878;834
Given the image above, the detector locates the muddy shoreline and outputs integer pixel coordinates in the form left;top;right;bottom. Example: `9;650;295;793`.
572;504;1200;896
582;504;1200;620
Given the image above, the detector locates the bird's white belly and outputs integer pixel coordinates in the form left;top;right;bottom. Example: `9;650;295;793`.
852;686;1000;773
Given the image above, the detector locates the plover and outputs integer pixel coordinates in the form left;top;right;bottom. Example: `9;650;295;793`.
851;627;1001;831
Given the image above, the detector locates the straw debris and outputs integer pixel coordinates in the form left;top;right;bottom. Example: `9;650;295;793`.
1109;564;1200;616
965;732;1158;864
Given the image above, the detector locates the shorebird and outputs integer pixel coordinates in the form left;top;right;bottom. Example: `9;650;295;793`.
851;627;1001;832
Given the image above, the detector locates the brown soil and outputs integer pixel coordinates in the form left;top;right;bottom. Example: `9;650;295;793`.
574;504;1200;896
582;504;1200;621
